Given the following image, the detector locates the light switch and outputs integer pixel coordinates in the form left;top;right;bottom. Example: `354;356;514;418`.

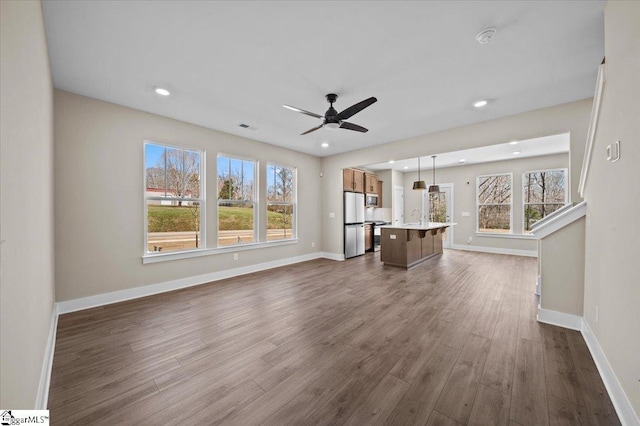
461;212;470;217
329;212;335;218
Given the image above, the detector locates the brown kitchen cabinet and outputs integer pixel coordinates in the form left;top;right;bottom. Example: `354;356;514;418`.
364;173;378;194
364;223;373;252
376;181;383;207
343;168;364;193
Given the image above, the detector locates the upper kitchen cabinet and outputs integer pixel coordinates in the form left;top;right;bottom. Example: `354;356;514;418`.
377;181;383;207
343;168;364;193
364;173;378;194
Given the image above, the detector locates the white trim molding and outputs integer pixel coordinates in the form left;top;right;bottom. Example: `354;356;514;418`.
536;307;582;331
451;244;537;258
321;252;345;261
36;305;59;409
58;252;323;314
582;319;640;426
579;61;606;198
530;201;586;239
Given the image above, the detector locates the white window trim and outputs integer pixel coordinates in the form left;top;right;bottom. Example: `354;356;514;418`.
522;168;569;234
142;238;299;264
143;140;206;257
266;162;297;241
216;154;258;248
476;173;513;235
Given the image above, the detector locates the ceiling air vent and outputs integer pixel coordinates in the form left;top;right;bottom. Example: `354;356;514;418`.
238;123;258;131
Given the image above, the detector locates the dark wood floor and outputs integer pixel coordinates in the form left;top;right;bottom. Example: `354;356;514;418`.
48;250;619;425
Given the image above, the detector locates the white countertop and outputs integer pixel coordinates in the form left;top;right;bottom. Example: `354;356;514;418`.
379;222;456;231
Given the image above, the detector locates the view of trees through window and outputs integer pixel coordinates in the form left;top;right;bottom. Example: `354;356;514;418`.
477;174;512;233
523;170;567;232
217;156;256;246
145;143;202;253
267;164;296;241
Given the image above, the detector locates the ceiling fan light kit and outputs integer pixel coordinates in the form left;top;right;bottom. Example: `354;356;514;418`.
283;93;377;135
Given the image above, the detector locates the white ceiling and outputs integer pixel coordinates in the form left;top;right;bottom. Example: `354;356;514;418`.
364;132;570;172
42;1;604;157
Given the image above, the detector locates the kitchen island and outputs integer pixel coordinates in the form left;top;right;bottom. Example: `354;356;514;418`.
379;223;454;269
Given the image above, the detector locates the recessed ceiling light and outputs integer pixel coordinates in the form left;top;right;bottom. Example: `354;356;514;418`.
389;160;395;164
403;166;409;170
154;86;171;96
321;142;329;148
509;140;518;145
473;100;488;108
459;159;466;163
512;151;521;155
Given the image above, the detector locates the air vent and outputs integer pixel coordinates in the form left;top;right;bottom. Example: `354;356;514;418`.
238;123;258;131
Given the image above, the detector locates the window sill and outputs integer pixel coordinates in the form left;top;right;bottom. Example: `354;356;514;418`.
142;238;299;264
475;233;535;240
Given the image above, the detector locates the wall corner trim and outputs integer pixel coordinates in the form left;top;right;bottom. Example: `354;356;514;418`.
536;307;582;331
450;245;537;258
581;319;640;426
36;305;59;409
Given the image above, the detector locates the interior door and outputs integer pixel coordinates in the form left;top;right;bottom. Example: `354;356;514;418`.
423;184;453;248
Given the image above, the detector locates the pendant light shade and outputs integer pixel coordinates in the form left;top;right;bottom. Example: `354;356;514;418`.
412;157;426;190
428;155;440;193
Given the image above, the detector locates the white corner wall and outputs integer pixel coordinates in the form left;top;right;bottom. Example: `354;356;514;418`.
582;1;640;422
0;0;56;408
54;90;323;302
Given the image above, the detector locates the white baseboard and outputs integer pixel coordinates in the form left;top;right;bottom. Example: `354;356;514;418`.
57;252;324;314
321;252;345;261
581;319;640;426
451;244;537;257
35;304;58;409
536;307;582;331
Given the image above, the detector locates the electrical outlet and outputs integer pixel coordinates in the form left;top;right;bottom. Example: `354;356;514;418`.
311;242;315;248
595;306;599;323
233;253;238;261
329;212;335;218
467;236;472;244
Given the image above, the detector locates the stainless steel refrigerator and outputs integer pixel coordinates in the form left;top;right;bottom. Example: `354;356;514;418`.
344;192;365;258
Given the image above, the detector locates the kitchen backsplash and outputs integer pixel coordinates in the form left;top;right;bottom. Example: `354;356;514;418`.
365;207;392;222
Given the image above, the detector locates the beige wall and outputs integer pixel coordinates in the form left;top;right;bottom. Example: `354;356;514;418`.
583;1;640;416
0;0;55;408
401;153;569;253
321;99;591;256
540;217;585;316
54;91;322;301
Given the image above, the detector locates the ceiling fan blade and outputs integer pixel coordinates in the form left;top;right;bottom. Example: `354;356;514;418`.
340;122;368;133
283;104;323;119
336;97;377;121
301;124;324;135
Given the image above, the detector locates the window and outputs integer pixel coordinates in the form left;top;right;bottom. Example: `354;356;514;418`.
145;142;203;253
267;163;296;241
523;169;568;232
217;155;256;246
477;174;512;233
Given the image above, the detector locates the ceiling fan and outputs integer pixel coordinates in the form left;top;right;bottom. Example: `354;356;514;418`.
283;93;377;135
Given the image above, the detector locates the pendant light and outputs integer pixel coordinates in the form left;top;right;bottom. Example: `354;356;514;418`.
412;156;427;190
428;155;440;193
